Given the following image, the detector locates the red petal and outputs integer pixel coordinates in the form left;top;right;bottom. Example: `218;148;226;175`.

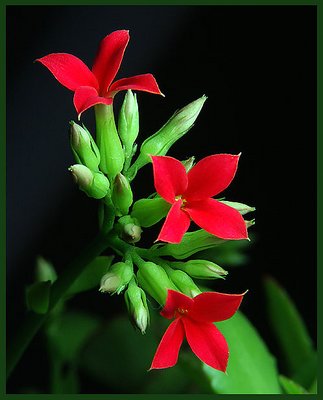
151;156;188;203
157;200;191;244
185;198;248;240
109;74;163;96
92;30;129;94
185;154;240;201
161;289;194;319
189;291;244;323
150;318;185;369
73;86;113;117
183;318;229;372
36;53;98;91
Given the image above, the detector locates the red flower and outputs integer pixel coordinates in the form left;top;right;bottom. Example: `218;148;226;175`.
151;154;248;243
36;30;163;117
150;289;244;371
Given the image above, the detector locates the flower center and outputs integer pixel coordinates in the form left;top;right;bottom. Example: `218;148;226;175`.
175;195;187;207
175;308;189;318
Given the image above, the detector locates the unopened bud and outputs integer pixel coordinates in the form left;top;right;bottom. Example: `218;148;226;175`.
166;268;201;298
69;164;93;189
152;229;226;260
137;262;177;305
116;215;142;243
70;121;100;171
69;165;110;199
171;259;228;280
220;200;256;215
125;279;149;334
134;95;207;169
118;90;139;158
99;261;133;294
131;197;170;227
112;173;133;216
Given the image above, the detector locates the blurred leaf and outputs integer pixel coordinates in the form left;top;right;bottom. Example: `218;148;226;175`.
35;256;57;283
309;379;317;394
50;358;79;394
197;235;254;268
25;281;51;314
264;277;316;387
279;375;308;394
67;256;113;296
47;310;101;362
202;311;281;394
79;314;193;393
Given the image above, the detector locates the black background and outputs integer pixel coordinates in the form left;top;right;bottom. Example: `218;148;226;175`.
7;5;316;393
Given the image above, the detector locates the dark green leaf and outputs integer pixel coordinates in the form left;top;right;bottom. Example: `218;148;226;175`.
202;311;281;394
264;277;316;387
46;310;101;362
79;314;193;393
279;375;308;394
25;281;51;314
67;256;113;296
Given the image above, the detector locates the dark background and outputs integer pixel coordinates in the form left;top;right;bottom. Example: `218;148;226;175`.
7;5;316;393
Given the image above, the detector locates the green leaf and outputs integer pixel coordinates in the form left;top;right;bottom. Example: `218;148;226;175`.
46;310;101;362
264;277;316;387
279;375;308;394
35;256;57;283
79;314;193;393
202;311;281;394
25;281;51;314
67;256;113;296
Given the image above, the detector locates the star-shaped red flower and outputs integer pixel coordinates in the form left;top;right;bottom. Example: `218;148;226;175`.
151;154;248;243
150;289;244;371
36;30;163;117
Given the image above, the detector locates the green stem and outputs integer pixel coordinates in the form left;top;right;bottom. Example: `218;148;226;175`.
7;202;116;380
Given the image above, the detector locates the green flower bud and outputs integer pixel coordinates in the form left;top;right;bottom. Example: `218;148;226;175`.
99;261;133;295
181;156;195;172
166;268;201;298
152;229;227;260
125;279;150;334
112;173;133;216
171;259;228;280
133;95;207;170
137;262;177;305
70;121;100;171
118;90;139;157
35;256;57;283
69;165;110;199
220;200;256;215
116;215;142;243
90;172;111;199
95;104;125;180
131;197;170;227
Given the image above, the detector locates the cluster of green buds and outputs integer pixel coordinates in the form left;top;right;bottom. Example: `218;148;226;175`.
67;91;207;236
65;91;255;335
